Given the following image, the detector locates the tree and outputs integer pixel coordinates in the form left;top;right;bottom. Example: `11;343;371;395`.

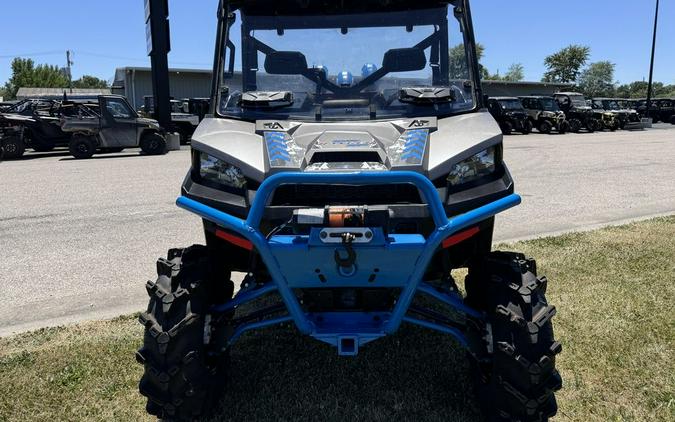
502;63;525;82
615;81;675;98
72;75;109;89
542;45;590;83
449;43;489;80
2;57;69;99
578;61;616;97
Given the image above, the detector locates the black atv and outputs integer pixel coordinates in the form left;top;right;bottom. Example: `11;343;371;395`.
0;99;74;154
552;92;601;133
487;97;533;135
654;99;674;124
519;96;569;134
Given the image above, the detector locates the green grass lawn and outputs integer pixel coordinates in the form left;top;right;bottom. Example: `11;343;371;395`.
1;217;674;421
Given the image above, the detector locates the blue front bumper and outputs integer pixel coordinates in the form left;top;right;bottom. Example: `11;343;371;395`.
177;171;521;355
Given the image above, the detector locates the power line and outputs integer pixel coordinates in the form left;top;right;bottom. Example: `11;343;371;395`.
0;50;63;59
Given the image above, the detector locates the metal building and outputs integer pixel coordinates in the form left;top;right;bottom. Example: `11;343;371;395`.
112;67;213;110
481;80;574;97
16;87;111;100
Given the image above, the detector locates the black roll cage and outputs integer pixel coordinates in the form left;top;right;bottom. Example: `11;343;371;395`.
209;0;484;117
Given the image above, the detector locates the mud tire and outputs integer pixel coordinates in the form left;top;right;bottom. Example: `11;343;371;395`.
137;245;234;421
466;252;562;422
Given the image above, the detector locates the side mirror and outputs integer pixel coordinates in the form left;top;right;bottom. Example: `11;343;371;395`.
382;48;426;73
264;51;308;75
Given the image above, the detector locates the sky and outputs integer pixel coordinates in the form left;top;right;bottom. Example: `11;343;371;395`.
0;0;673;88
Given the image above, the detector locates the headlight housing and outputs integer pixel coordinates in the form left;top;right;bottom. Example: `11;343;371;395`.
447;146;498;187
198;151;247;190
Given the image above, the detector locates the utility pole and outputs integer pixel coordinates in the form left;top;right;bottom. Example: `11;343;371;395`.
645;0;659;121
66;50;74;93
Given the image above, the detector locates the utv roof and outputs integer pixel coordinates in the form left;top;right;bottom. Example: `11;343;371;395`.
229;0;458;15
491;97;520;101
518;95;554;99
555;92;585;96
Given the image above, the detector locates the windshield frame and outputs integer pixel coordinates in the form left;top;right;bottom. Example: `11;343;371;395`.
210;0;482;122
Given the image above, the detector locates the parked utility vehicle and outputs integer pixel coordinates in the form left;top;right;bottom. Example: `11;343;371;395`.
141;96;200;143
136;1;561;421
590;98;642;130
553;92;600;132
519;96;569;134
486;97;532;134
61;95;167;159
0;99;76;155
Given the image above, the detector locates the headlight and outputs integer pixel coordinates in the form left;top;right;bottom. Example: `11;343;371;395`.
199;151;247;189
447;146;497;187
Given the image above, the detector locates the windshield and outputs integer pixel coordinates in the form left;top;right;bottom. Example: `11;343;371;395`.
498;99;524;111
604;100;620;110
568;95;587;107
217;5;477;122
540;97;559;111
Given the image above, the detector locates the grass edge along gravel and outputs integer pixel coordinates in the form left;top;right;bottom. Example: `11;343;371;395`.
1;216;674;421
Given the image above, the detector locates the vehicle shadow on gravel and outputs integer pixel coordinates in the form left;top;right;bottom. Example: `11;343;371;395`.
208;324;482;422
5;151;72;161
58;153;143;161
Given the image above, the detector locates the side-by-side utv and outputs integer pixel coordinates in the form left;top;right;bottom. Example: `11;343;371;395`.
486;97;532;135
61;95;167;159
0;99;75;157
519;96;569;134
552;92;601;133
590;98;642;130
136;1;561;421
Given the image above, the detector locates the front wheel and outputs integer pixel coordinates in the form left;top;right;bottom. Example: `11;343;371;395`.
537;120;553;134
137;245;234;421
568;119;581;133
520;120;533;135
1;135;26;159
500;121;513;135
558;121;569;134
466;252;562;421
69;135;96;159
140;133;168;155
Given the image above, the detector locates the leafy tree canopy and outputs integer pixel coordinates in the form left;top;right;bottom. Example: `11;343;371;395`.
2;58;69;99
542;45;590;83
72;75;109;89
578;61;616;97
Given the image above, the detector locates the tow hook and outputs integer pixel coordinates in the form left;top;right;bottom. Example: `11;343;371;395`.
334;232;357;277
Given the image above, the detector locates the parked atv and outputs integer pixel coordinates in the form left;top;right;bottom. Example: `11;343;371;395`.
136;1;561;421
519;95;569;134
487;97;533;135
61;95;167;159
0;99;75;154
590;98;642;130
553;92;601;133
141;96;201;144
654;99;674;124
635;99;660;122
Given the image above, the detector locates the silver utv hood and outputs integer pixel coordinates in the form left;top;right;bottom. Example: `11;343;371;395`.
191;111;501;183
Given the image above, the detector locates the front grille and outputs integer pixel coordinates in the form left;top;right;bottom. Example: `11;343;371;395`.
270;183;423;206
